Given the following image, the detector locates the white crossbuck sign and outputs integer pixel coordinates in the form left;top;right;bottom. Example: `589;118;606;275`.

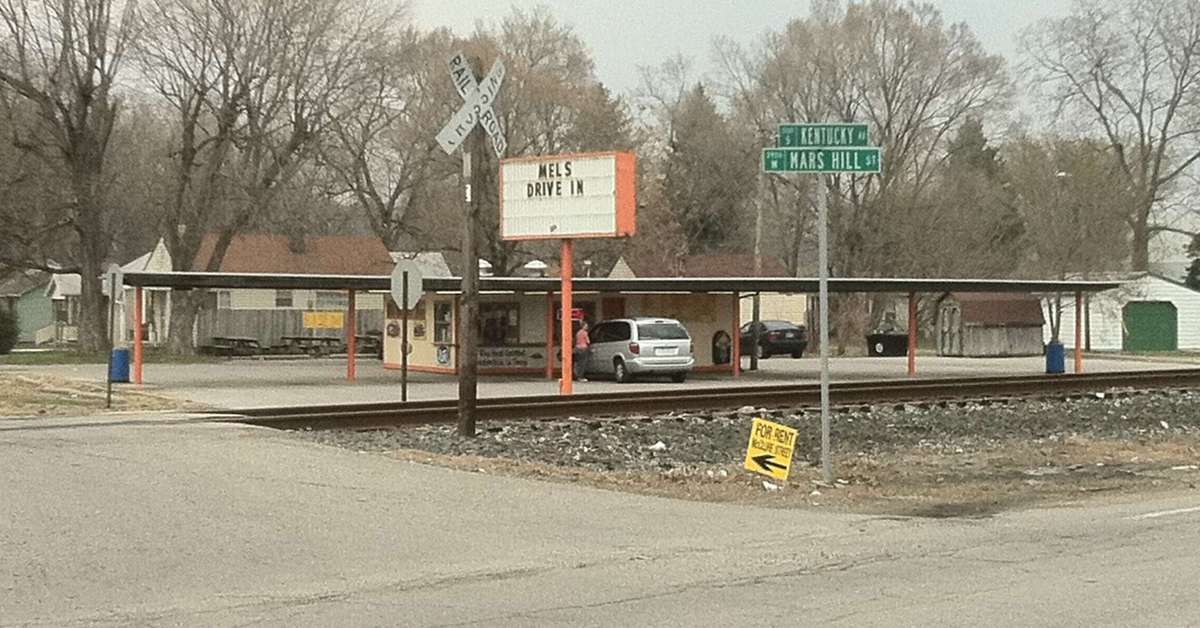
436;52;506;158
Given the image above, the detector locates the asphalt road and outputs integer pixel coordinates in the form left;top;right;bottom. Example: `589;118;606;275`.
3;416;1199;626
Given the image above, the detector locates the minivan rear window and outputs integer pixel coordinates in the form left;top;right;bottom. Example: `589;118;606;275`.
637;323;689;340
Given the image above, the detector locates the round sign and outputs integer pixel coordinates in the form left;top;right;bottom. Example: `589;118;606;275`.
390;260;424;310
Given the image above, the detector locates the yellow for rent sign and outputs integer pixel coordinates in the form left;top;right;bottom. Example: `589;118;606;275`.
743;417;798;482
303;311;344;330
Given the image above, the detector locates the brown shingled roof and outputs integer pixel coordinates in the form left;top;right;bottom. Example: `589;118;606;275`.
192;234;393;275
953;292;1045;326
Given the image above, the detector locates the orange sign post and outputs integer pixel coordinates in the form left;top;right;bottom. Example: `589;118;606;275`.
499;152;636;394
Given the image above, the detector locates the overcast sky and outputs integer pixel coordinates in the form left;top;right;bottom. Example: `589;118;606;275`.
410;0;1072;96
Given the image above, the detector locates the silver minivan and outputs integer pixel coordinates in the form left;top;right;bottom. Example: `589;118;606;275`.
585;317;695;383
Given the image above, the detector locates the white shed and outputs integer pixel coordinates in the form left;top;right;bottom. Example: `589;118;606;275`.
1044;273;1200;352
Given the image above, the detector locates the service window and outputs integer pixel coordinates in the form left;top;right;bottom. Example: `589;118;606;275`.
479;302;520;346
275;289;294;308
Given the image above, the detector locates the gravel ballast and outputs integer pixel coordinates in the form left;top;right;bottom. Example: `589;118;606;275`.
295;389;1200;476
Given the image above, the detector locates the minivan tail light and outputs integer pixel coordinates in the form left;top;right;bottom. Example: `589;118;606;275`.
690;342;694;354
629;342;640;355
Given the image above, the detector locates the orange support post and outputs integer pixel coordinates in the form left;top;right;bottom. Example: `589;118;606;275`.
545;292;555;380
1074;291;1083;374
133;287;144;384
731;292;741;377
560;240;574;395
907;292;917;377
346;290;357;381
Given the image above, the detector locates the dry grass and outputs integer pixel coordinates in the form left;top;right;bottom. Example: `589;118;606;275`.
0;373;187;417
377;435;1200;517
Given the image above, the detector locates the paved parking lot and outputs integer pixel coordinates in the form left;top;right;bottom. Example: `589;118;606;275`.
3;353;1193;409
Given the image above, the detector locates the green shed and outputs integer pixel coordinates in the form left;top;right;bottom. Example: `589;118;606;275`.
1122;301;1178;352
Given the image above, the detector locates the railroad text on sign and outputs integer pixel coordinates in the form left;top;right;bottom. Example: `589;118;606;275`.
743;417;798;482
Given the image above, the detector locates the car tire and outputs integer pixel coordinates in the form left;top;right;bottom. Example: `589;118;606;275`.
754;343;766;359
670;372;687;383
791;351;803;359
614;358;631;383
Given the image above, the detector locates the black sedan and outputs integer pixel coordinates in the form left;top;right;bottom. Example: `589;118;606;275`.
740;320;807;359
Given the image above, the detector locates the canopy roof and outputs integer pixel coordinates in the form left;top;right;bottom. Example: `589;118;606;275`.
122;271;1121;295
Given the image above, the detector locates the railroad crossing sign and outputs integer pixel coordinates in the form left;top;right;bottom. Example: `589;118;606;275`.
436;52;506;158
743;417;798;482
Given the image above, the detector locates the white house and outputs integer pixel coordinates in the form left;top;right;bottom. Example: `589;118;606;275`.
1045;273;1200;352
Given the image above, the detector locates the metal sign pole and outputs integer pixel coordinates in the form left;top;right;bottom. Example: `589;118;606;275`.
816;177;832;484
457;60;485;437
401;271;409;402
105;272;116;409
560;239;574;394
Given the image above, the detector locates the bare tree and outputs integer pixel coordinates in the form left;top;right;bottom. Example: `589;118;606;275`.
0;0;136;351
134;0;407;351
318;26;459;251
1006;135;1131;338
1023;0;1200;270
712;0;1009;350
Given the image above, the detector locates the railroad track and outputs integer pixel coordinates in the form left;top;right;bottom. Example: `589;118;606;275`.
209;369;1200;432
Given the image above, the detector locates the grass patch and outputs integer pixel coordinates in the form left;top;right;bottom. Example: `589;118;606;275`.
0;373;189;417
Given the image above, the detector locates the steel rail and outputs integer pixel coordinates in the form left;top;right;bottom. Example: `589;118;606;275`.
209;369;1200;432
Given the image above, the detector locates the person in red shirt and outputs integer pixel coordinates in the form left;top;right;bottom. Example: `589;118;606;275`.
573;319;591;382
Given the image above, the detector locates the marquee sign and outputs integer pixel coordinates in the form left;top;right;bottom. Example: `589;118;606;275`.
499;151;636;241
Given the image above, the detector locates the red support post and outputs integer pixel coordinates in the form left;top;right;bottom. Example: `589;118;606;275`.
133;287;144;384
545;292;555;380
1074;290;1083;374
907;292;917;377
560;240;574;395
731;292;741;377
346;290;357;381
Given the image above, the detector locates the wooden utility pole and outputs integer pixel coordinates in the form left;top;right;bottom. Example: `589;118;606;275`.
458;58;485;437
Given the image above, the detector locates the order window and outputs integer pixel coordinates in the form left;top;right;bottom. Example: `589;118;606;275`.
479;302;520;346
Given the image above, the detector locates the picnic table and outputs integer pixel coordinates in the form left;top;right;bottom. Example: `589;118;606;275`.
276;335;346;357
199;336;263;357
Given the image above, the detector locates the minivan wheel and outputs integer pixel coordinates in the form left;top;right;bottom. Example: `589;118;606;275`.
614;358;630;383
791;350;803;359
670;372;687;383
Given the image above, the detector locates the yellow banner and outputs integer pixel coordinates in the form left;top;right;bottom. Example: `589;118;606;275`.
303;311;344;330
743;417;798;482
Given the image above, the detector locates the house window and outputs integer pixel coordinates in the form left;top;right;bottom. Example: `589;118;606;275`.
217;290;231;309
275;289;294;308
479;302;520;346
314;290;347;310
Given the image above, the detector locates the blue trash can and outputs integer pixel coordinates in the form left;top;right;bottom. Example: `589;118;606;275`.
110;348;131;383
1045;341;1065;374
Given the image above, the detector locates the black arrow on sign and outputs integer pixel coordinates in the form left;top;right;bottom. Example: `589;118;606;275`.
752;453;787;473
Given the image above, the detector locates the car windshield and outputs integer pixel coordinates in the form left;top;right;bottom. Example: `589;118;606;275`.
638;323;689;340
764;321;798;330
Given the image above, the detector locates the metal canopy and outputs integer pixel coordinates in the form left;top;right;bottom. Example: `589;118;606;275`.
122;271;1121;295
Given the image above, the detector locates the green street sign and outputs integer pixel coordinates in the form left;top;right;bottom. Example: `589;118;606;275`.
778;123;870;148
763;147;882;173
